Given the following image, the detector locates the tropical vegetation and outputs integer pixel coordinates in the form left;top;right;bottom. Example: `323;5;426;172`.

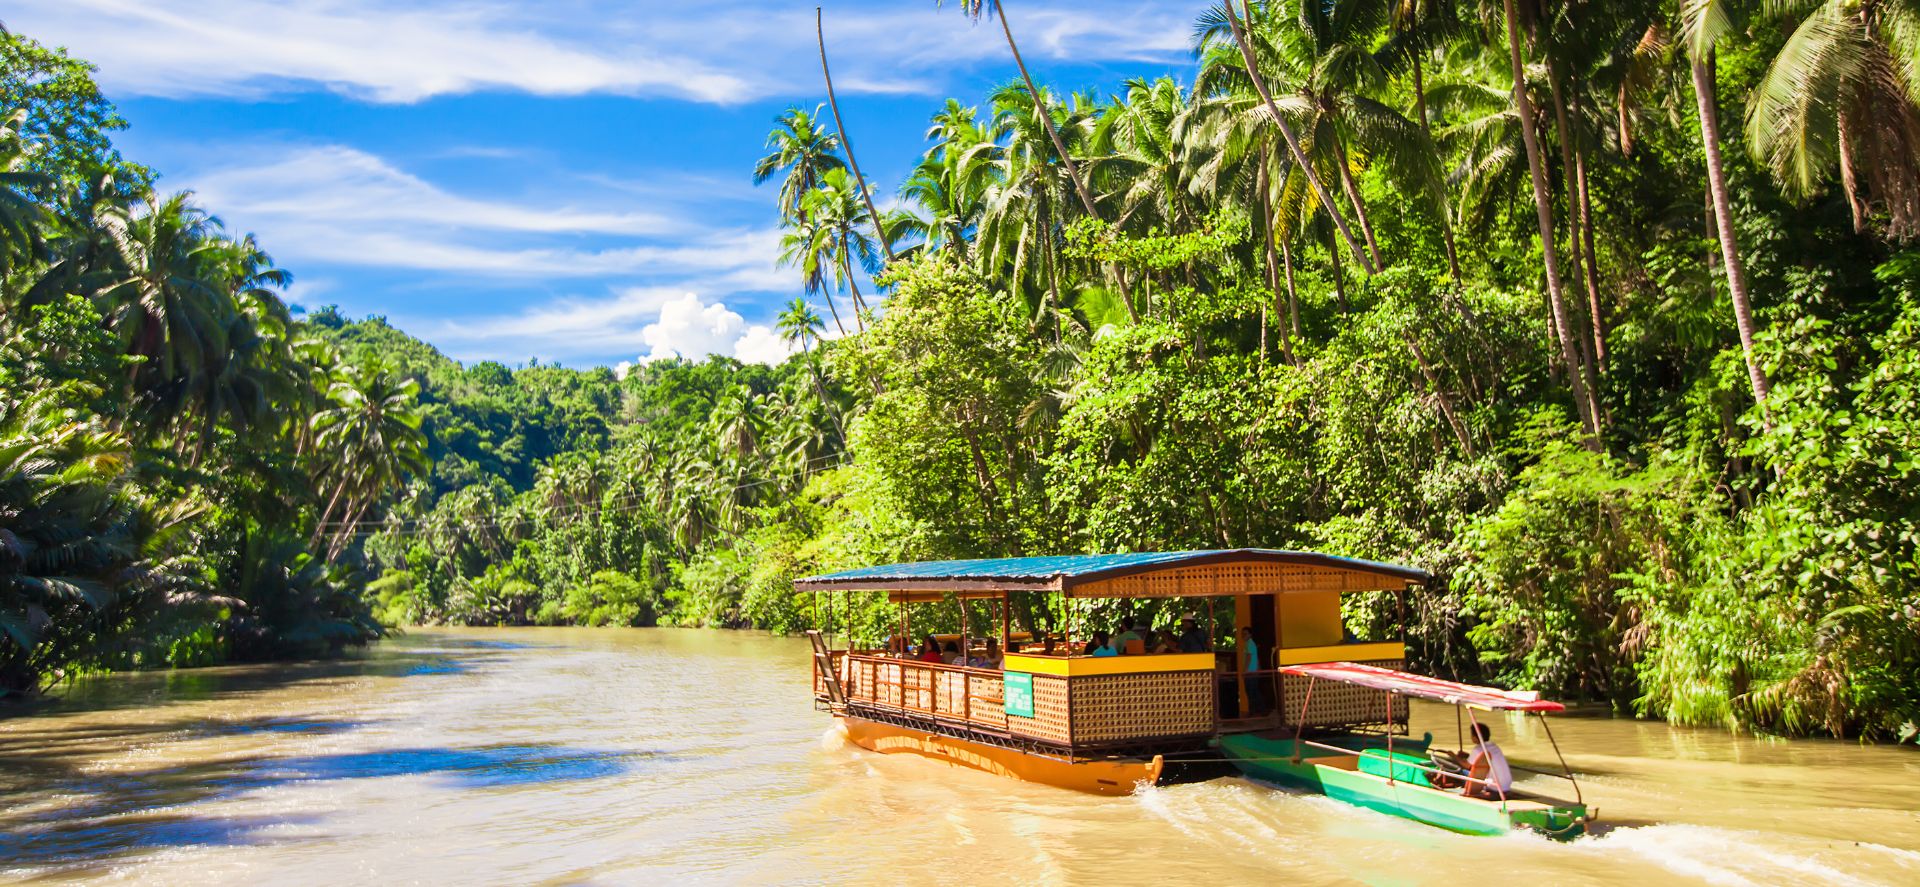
4;0;1917;743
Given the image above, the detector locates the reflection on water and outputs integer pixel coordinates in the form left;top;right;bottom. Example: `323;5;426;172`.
1;627;1915;885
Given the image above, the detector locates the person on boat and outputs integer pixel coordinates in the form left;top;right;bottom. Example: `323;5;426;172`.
1114;618;1146;655
1237;626;1270;714
941;641;963;665
968;638;1004;669
1435;723;1513;798
1085;630;1118;657
1176;613;1209;653
916;635;944;663
1150;628;1181;654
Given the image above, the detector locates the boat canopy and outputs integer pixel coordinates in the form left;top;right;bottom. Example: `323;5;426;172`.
1280;661;1566;713
795;549;1428;600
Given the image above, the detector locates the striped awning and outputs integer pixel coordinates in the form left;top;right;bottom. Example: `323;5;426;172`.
1280;661;1566;713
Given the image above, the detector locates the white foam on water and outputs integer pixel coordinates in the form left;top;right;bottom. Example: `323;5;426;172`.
1577;822;1914;887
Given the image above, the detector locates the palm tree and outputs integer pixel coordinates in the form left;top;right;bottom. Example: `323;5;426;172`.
1380;0;1465;280
1746;0;1920;240
815;8;895;266
1210;0;1376;275
975;83;1099;337
937;0;1102;218
777;210;848;336
1683;0;1772;416
308;357;429;560
1496;0;1603;444
752;106;846;220
803;168;881;330
777;297;839;438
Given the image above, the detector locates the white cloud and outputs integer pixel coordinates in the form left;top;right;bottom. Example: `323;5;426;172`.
177;144;788;284
8;0;1206;105
421;290;797;367
733;324;797;365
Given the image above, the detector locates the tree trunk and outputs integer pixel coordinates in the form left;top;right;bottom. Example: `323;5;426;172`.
841;247;867;333
821;288;848;337
1503;0;1602;446
1690;52;1773;419
1259;157;1294;364
817;8;894;265
1334;135;1383;270
1281;236;1301;343
1574;132;1607;366
993;0;1099;219
1547;64;1607;377
1225;0;1374;274
1413;53;1463;283
1328;222;1350;314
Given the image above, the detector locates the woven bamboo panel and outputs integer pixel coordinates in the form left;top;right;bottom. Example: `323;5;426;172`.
1072;562;1407;599
1007;674;1072;744
968;673;1007;729
901;664;935;712
1068;671;1213;743
1280;659;1409;728
935;669;969;716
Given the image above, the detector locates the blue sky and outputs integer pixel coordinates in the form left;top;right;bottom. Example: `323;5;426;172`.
11;0;1210;369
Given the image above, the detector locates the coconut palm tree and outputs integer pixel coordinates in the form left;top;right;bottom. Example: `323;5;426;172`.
308;357;429;560
1745;0;1920;240
936;0;1102;218
1495;0;1603;444
777;210;848;337
753;106;846;221
1682;0;1773;415
801;168;881;331
815;8;894;265
1207;0;1377;275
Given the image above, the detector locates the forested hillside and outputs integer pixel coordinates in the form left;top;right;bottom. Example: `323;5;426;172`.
5;0;1918;743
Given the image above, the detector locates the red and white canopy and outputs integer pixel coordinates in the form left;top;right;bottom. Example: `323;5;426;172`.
1279;661;1566;712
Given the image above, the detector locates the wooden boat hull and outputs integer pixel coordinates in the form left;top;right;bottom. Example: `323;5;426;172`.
1220;734;1589;840
834;715;1164;796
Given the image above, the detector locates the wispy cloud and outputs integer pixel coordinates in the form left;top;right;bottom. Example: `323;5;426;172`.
10;0;1205;105
183;144;785;283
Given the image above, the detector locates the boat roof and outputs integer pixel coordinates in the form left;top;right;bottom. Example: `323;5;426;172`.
794;549;1428;600
1280;661;1566;713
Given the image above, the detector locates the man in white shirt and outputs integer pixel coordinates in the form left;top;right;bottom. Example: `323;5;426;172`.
1462;722;1513;799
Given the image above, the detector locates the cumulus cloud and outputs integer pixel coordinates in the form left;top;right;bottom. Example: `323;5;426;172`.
9;0;1204;105
635;292;795;366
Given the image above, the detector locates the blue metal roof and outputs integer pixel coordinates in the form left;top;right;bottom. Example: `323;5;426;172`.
795;548;1427;589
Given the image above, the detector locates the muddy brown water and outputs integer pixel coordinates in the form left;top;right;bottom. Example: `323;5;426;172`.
1;628;1916;885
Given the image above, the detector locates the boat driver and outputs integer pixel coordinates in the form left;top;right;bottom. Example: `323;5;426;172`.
1437;722;1514;798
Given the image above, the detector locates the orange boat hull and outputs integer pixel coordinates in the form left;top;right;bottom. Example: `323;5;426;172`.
834;715;1163;796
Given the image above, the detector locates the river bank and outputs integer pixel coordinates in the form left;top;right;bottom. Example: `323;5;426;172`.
2;628;1916;884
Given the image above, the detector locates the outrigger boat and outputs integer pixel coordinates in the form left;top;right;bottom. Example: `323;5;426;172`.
797;549;1591;839
1219;662;1591;839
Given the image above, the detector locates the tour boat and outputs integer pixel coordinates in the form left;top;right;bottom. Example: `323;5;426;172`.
797;549;1590;838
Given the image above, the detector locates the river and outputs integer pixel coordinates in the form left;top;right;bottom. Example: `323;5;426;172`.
1;628;1915;885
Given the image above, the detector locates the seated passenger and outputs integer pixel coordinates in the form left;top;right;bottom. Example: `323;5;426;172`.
1150;628;1181;654
1113;617;1145;655
1084;630;1118;657
917;635;944;663
1176;613;1210;653
968;638;1004;669
941;641;963;665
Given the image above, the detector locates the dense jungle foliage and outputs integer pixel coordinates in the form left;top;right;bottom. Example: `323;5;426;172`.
6;0;1919;742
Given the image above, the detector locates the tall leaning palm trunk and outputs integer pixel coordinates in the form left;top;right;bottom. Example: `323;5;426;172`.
817;8;895;266
1410;53;1464;282
1691;51;1772;419
1226;0;1375;275
1502;0;1602;445
950;0;1101;218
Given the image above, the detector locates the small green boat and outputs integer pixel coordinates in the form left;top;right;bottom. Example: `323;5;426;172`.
1221;662;1592;840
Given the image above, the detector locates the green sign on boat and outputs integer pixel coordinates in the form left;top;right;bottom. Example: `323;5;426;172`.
1004;671;1034;718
